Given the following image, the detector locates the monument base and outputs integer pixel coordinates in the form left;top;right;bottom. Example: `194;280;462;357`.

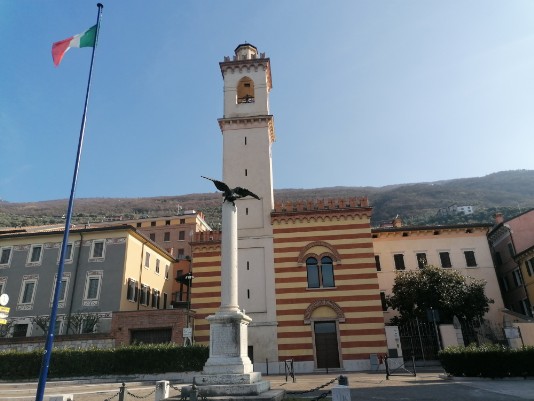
193;371;271;396
166;388;285;401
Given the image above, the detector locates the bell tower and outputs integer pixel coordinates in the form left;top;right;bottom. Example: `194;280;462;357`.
218;44;278;370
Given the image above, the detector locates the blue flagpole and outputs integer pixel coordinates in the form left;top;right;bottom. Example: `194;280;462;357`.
35;4;103;401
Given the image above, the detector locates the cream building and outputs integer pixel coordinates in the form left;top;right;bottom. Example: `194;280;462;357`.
372;220;505;324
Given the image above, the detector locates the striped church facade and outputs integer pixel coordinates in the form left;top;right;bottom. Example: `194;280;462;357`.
272;198;387;371
190;197;387;372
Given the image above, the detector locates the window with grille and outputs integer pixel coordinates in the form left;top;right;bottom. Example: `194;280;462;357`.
20;280;37;304
28;244;43;264
394;254;405;270
140;284;150;306
439;252;452;268
416;253;427;269
85;277;101;300
0;247;12;266
380;291;388;311
145;252;150;268
151;289;160;308
51;277;69;303
508;243;515;257
513;269;523;287
527;258;534;277
464;251;477;267
90;240;105;259
495;252;503;265
375;255;381;271
127;278;138;302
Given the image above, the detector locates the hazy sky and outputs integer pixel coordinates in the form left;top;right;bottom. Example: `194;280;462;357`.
1;1;534;203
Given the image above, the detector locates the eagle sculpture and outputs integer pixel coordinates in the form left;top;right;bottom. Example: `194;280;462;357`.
202;176;260;205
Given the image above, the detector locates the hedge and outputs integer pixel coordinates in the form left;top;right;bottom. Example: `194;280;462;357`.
0;344;209;380
439;344;534;378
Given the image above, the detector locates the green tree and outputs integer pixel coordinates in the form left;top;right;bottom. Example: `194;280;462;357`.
387;265;493;324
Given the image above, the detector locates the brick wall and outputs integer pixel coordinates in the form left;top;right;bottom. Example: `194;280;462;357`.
111;308;194;346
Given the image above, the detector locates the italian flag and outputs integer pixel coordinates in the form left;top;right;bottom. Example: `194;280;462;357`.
52;25;97;66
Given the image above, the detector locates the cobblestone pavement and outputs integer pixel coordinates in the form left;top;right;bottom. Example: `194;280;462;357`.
2;370;534;401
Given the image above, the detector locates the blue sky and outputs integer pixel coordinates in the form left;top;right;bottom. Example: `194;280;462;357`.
1;1;534;203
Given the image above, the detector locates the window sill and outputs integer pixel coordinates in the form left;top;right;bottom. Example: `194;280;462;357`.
25;262;42;267
306;287;337;291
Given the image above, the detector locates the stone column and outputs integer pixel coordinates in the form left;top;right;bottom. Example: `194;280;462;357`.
220;201;239;312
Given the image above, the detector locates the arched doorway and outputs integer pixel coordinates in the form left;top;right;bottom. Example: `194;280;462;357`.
304;300;345;369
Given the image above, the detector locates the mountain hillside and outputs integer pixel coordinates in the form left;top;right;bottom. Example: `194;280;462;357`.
1;170;533;229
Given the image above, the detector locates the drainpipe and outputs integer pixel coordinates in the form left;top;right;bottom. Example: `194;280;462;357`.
137;241;148;310
65;232;84;334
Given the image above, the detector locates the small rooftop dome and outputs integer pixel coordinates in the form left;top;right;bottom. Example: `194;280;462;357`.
234;43;258;60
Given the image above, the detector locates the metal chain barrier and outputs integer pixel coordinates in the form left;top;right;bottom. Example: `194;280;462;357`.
126;388;157;399
311;390;332;401
101;392;120;401
170;383;183;391
285;377;338;395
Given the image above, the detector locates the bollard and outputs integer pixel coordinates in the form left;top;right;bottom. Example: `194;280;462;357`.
155;380;170;401
332;375;351;401
118;383;126;401
49;396;74;401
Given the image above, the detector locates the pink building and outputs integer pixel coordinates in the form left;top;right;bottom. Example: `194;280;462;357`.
487;209;534;317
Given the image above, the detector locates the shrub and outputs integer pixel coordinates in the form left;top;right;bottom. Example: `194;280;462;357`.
439;344;534;377
0;344;209;380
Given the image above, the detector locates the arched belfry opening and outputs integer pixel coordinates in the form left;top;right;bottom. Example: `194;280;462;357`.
237;77;255;104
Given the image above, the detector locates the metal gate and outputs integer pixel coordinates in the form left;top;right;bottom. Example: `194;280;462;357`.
460;319;507;346
395;320;440;362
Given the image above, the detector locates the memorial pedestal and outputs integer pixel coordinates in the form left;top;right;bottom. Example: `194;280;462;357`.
193;311;273;396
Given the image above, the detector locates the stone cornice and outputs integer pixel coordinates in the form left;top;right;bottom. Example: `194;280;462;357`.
219;57;272;91
218;115;275;144
372;225;490;239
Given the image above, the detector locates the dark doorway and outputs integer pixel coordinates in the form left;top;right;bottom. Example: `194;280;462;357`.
314;321;340;369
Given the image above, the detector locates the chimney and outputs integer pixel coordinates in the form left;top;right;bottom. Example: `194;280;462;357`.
392;215;402;228
494;212;504;224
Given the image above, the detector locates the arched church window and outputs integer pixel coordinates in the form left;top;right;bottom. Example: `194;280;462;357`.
321;256;335;287
237;77;255;104
306;256;335;289
306;257;320;288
